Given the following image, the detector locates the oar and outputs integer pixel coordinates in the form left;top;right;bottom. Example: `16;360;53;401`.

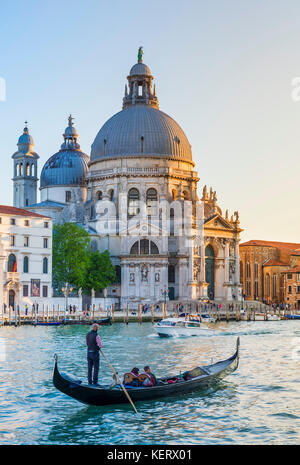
99;349;138;415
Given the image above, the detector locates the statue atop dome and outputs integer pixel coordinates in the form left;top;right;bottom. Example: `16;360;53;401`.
138;46;143;63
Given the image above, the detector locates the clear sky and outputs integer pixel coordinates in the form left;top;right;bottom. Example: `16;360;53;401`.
1;0;300;243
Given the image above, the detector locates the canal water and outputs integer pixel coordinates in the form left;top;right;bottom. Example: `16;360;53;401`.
0;321;299;445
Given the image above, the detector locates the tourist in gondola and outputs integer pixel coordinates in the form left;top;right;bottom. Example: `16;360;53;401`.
86;323;103;386
142;366;158;387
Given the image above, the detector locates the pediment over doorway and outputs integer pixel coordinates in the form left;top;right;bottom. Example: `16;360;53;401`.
204;214;234;231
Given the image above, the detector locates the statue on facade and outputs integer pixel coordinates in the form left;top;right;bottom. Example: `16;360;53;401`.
78;287;82;297
141;265;148;282
155;272;160;282
130;273;135;283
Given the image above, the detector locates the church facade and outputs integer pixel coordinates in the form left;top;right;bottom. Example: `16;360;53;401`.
13;50;242;305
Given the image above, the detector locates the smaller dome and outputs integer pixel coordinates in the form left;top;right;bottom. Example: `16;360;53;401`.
18;125;33;144
40;150;89;187
130;62;151;76
40;115;89;188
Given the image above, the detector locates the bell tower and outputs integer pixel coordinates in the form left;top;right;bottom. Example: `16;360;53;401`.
12;122;39;208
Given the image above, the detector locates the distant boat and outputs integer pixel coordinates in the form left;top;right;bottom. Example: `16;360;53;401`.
281;314;300;320
35;321;62;326
154;317;217;337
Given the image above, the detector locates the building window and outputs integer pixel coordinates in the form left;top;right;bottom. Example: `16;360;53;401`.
170;208;174;236
8;254;17;272
288;285;292;294
108;189;114;201
23;285;28;297
65;191;71;203
25;199;29;206
43;257;48;274
25;220;29;226
115;265;121;283
24;236;29;247
10;235;15;246
246;262;251;297
42;285;48;298
168;265;175;283
254;263;259;298
26;163;30;176
297;286;300;294
23;256;29;273
43;238;48;248
44;222;48;228
297;274;300;282
146;188;158;216
10;218;15;225
130;239;159;255
287;273;292;280
97;191;103;201
265;274;270;297
128;188;140;218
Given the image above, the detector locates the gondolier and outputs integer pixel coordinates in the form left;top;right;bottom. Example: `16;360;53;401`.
86;323;103;385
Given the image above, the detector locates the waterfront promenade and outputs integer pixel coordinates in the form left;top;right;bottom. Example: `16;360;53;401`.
1;301;299;326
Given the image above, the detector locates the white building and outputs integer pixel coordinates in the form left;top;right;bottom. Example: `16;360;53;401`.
0;205;53;310
15;49;242;306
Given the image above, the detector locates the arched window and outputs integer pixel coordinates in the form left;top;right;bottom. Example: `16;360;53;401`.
8;254;17;272
128;188;140;217
272;274;277;298
108;189;114;201
168;265;175;283
146;188;158;216
97;191;103;201
130;239;159;255
43;257;48;274
23;256;29;273
31;163;34;176
254;263;259;298
246;261;251;297
26;163;30;176
19;163;23;176
265;274;270;298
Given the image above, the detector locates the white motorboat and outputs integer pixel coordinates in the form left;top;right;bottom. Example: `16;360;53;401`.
154;317;216;337
201;313;217;323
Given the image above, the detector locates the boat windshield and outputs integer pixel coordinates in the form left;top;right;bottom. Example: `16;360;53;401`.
158;320;176;326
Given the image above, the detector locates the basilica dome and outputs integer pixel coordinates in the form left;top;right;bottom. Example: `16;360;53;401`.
91;53;192;163
91;105;192;162
40;116;89;188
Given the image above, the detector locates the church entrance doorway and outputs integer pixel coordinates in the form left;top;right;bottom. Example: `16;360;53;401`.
205;245;215;300
168;287;175;301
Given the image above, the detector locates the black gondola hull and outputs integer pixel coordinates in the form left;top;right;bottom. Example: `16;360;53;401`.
53;338;239;406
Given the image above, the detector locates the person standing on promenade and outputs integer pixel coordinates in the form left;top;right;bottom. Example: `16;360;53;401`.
86;323;103;386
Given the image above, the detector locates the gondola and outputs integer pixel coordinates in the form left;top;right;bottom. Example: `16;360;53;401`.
53;337;240;406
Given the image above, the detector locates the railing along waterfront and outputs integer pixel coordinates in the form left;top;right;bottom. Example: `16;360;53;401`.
0;302;299;326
